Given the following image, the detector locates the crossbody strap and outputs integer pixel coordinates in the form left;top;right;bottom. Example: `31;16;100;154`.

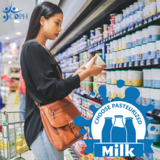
34;45;62;107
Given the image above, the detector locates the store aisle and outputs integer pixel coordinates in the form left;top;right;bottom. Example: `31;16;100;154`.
1;92;68;160
1;92;34;160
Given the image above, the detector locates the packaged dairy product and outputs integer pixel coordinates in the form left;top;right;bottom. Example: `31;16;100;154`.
151;88;160;110
142;44;148;60
147;42;157;59
148;25;160;42
128;70;143;86
142;87;151;106
135;45;143;61
143;68;152;87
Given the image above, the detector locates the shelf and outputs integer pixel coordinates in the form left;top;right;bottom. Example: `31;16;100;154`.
103;13;160;44
69;146;81;160
105;58;160;70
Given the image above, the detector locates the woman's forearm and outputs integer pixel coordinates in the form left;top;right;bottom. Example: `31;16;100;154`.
78;70;89;82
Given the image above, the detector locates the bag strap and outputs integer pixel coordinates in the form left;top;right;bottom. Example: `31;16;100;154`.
34;45;62;107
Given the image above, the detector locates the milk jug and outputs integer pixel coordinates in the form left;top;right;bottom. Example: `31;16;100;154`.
111;115;127;143
102;117;112;142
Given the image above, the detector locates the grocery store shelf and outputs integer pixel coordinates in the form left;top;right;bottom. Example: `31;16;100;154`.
69;146;81;160
105;58;160;70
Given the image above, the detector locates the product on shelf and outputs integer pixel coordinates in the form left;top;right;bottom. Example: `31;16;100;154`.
151;88;160;110
151;143;160;160
147;121;160;143
142;87;151;106
128;70;143;86
85;53;106;68
143;68;152;87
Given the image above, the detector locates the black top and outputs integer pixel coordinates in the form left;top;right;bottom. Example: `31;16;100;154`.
20;39;80;149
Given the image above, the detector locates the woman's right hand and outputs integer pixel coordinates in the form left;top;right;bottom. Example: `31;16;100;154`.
86;55;106;76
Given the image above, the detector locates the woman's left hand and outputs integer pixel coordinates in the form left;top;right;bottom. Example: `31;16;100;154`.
72;64;86;76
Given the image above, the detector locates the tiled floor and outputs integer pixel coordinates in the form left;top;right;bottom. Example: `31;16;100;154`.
1;92;68;160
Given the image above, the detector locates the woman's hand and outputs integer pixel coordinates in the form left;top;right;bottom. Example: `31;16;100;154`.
78;55;106;82
86;55;106;77
72;64;86;77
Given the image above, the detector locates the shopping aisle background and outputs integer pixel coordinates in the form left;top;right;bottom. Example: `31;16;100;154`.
1;92;68;160
1;92;34;160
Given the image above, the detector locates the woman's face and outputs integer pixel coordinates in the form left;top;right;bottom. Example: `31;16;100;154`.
40;13;63;40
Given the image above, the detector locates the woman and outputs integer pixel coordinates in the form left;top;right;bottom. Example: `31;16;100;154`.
20;2;105;160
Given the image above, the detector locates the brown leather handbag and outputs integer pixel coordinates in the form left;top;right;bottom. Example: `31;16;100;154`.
34;46;84;152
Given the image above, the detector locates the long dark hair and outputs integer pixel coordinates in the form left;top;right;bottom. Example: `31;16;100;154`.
23;1;63;46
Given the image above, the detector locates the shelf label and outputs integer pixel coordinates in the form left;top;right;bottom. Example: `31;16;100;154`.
123;62;127;67
96;94;101;100
144;18;148;24
90;93;97;99
146;59;151;65
129;62;132;67
85;91;91;95
148;16;153;22
154;58;159;65
135;23;139;28
123;29;126;33
134;61;138;66
119;63;122;68
158;12;160;19
116;64;119;68
153;14;158;20
140;60;144;66
112;64;115;68
130;25;134;30
108;98;113;101
139;21;142;26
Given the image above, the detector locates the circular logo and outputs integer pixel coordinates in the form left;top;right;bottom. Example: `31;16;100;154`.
91;101;146;142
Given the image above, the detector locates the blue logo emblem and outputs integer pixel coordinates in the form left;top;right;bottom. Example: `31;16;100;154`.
2;3;28;22
74;80;154;157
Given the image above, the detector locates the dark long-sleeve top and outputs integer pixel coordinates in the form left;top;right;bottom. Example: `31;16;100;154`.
20;39;80;149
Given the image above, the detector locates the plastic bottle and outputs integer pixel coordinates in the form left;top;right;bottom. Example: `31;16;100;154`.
125;117;136;142
102;117;112;142
111;115;127;143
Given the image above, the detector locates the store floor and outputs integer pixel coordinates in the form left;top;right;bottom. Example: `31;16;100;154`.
1;92;68;160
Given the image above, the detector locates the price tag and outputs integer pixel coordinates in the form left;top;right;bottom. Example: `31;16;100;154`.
80;90;86;95
124;62;127;67
119;63;122;68
135;23;139;28
86;91;91;95
129;62;132;67
153;14;157;20
90;93;97;99
144;18;148;24
96;94;101;100
134;61;138;66
130;25;134;30
154;58;159;64
112;64;115;68
116;64;119;68
119;31;122;35
139;21;142;26
158;13;160;19
123;29;126;33
140;60;144;66
108;98;113;101
146;59;151;65
148;16;153;22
